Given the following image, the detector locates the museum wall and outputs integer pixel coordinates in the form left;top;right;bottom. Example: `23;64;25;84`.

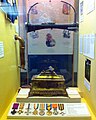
0;9;20;118
78;0;96;116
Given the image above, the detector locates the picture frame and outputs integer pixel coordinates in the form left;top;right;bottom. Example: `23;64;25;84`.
85;59;91;83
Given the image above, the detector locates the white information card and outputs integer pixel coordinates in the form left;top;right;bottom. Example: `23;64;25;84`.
0;41;4;58
83;34;95;59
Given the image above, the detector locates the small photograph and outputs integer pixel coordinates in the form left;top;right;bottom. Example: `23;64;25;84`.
63;30;70;38
85;59;91;82
30;31;39;39
31;6;38;14
46;33;56;47
62;3;70;15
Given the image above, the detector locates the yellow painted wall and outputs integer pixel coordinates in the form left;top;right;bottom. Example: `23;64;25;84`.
78;0;96;117
0;9;20;118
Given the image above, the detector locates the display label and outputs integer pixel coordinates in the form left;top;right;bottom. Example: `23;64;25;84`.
0;41;4;58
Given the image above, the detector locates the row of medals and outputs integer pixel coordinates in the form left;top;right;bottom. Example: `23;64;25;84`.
11;103;65;116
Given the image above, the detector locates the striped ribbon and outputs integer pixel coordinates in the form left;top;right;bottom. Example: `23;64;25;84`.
39;103;45;110
34;103;39;110
19;103;24;109
46;103;52;111
58;104;64;111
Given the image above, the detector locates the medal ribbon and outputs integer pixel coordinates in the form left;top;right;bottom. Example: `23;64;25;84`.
40;103;45;110
19;103;24;109
34;103;39;110
46;104;52;111
52;104;57;109
58;104;64;111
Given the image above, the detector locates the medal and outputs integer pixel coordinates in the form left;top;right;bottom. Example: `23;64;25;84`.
58;104;65;116
11;109;16;115
33;109;38;115
52;104;58;115
33;103;39;115
46;103;52;116
25;103;31;115
53;108;58;115
39;103;45;116
39;110;45;116
11;103;19;115
18;103;24;114
60;111;65;116
18;109;23;114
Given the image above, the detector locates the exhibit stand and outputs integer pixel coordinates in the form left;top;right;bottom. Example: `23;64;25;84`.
7;87;91;120
16;87;81;103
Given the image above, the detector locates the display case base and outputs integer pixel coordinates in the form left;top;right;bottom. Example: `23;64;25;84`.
16;87;81;103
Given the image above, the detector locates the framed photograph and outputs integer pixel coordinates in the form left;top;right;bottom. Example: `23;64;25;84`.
85;59;91;82
84;59;91;91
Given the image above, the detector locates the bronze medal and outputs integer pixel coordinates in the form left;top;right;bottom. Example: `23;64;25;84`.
39;110;45;116
46;104;52;116
58;104;65;116
39;104;45;116
46;110;52;116
33;109;38;115
18;109;23;114
60;111;65;116
33;103;39;115
18;103;24;114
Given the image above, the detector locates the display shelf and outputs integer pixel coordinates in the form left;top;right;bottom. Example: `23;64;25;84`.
7;103;91;119
16;87;81;103
1;92;94;120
